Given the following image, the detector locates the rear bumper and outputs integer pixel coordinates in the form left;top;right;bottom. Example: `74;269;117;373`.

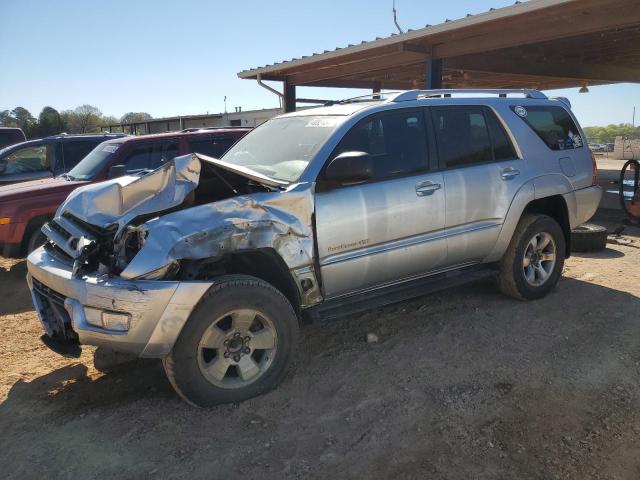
566;185;603;228
26;247;212;358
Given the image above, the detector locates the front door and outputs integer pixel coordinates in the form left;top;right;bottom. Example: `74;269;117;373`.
315;108;446;298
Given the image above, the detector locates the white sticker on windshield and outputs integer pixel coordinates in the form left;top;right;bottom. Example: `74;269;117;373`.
102;144;119;153
305;118;341;128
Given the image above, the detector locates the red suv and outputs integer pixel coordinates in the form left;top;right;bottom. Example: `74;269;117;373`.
0;128;250;257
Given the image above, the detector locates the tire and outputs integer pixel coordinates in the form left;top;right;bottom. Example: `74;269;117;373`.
498;214;565;301
26;221;47;254
571;224;608;252
163;275;299;407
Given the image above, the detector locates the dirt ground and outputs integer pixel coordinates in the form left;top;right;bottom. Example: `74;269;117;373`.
1;211;639;480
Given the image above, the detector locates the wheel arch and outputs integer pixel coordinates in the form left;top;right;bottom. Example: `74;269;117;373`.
22;214;53;253
486;179;572;262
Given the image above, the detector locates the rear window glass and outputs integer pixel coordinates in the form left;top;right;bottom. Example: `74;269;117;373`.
512;105;583;151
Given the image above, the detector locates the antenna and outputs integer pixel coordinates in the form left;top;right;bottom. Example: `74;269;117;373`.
393;0;403;34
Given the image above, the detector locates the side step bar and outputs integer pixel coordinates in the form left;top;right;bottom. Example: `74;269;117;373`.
304;265;498;322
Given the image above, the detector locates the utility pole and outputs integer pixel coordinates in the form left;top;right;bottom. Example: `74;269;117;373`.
633;106;636;128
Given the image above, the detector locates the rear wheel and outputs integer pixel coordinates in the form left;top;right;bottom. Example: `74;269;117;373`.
498;214;565;300
163;275;298;407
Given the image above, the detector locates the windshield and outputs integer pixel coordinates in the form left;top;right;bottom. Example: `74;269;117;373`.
220;115;343;182
66;142;122;180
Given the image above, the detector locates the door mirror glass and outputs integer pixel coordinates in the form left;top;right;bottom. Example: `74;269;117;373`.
325;151;373;185
108;164;127;179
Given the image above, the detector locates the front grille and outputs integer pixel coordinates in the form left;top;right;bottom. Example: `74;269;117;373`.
32;278;66;306
32;278;77;344
44;240;74;266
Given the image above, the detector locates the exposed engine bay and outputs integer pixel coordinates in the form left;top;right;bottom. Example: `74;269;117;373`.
41;153;300;281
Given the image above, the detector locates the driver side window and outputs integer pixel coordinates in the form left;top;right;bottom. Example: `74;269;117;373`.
1;144;50;175
123;145;154;173
332;109;429;181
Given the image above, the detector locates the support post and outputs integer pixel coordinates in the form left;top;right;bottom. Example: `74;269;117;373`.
284;79;296;113
425;56;443;89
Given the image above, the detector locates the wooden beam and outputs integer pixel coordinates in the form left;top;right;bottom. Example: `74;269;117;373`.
432;0;640;58
286;49;427;85
446;54;640;83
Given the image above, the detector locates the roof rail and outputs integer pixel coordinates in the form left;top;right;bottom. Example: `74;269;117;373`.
389;89;547;102
180;126;251;133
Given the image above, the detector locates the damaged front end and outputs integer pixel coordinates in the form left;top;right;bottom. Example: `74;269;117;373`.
40;153;202;278
41;153;320;301
28;153;321;357
27;152;322;357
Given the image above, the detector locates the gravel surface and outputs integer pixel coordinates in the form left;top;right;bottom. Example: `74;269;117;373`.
1;213;639;479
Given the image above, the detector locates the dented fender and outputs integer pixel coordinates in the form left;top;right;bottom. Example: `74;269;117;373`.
121;184;322;306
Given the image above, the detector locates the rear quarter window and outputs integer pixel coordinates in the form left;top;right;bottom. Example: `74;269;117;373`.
511;105;583;151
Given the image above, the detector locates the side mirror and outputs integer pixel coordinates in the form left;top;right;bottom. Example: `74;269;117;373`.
0;159;6;175
325;151;372;185
108;164;127;179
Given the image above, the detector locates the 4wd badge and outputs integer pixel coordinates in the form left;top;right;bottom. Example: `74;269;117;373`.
514;106;528;117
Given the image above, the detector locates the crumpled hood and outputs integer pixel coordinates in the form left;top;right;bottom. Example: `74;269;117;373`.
55;154;201;231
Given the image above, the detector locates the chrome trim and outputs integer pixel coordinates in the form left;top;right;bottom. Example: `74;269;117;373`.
320;221;501;267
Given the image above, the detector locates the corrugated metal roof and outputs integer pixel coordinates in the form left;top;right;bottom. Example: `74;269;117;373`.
237;0;572;78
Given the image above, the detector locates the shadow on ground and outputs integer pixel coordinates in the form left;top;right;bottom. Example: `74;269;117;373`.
0;260;33;316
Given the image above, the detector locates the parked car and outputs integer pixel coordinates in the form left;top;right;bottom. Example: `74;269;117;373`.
26;90;602;406
0;133;125;185
0;127;250;257
0;127;27;149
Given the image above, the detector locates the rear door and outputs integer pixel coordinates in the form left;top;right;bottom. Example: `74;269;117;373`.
431;106;524;266
315;108;447;298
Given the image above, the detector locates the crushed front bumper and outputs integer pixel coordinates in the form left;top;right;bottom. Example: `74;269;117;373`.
26;247;212;358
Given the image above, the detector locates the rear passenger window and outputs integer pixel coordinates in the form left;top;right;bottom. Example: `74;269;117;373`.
433;107;492;168
334;110;428;180
511;105;583;151
485;110;518;160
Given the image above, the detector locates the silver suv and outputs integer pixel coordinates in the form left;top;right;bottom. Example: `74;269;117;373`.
27;89;602;406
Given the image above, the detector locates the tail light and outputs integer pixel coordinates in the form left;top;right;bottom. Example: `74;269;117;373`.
591;152;598;186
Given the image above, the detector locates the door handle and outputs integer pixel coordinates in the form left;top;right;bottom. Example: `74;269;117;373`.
501;167;520;180
415;181;441;196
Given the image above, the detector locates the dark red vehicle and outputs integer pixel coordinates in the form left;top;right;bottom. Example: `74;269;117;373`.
0;127;250;257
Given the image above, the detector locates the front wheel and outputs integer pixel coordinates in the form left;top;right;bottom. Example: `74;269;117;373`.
164;275;299;407
498;214;565;300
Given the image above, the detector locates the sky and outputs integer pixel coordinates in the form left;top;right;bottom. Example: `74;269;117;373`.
0;0;638;127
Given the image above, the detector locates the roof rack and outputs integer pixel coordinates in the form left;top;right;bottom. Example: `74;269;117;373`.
180;126;251;133
389;89;547;102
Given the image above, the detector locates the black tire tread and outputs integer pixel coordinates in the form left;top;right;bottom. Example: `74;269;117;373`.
571;224;608;252
498;214;539;301
498;213;565;301
163;274;298;407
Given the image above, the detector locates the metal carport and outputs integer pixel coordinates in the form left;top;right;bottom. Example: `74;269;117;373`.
238;0;640;111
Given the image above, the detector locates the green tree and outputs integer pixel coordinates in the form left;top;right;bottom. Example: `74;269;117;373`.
61;105;103;133
120;112;153;124
37;106;65;137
